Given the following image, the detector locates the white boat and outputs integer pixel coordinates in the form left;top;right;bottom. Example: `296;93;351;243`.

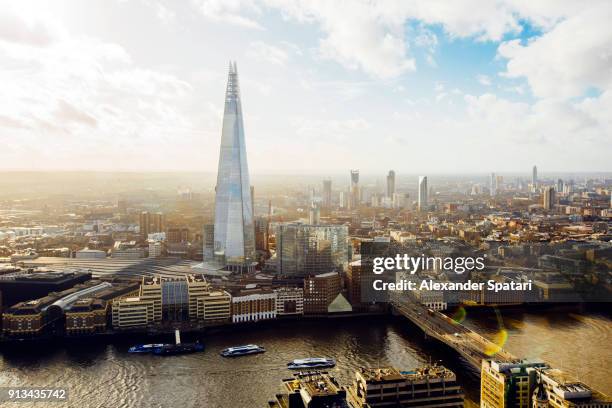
287;357;336;369
221;344;266;357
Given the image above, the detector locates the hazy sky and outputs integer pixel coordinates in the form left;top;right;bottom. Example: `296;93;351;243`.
1;0;611;174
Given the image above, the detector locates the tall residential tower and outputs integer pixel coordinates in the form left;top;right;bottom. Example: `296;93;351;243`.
211;62;255;268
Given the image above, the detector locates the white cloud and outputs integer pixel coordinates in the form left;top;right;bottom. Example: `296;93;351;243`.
0;8;198;169
192;0;264;29
246;41;289;66
477;75;492;86
498;2;612;100
0;8;59;46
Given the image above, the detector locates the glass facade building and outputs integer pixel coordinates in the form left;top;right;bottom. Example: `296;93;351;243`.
275;223;349;277
212;62;255;265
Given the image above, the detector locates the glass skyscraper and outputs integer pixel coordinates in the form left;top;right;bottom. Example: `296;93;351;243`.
212;62;255;266
275;222;349;277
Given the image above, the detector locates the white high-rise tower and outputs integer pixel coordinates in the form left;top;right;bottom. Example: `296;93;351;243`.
418;176;428;212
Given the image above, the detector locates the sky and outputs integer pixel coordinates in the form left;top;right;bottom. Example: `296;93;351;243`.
0;0;611;174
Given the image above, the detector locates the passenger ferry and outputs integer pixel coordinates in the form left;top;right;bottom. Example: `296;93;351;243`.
152;342;204;356
130;330;204;356
287;358;336;369
221;344;266;357
128;344;168;353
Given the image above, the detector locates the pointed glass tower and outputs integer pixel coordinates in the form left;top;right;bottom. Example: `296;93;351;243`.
213;62;255;266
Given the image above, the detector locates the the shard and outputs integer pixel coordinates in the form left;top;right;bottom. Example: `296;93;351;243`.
212;61;255;266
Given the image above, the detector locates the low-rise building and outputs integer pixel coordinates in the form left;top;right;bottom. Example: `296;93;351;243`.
65;282;139;335
274;287;303;316
303;272;341;315
533;367;612;408
267;371;347;408
3;280;116;337
112;297;156;329
347;365;464;408
75;249;107;259
231;287;276;323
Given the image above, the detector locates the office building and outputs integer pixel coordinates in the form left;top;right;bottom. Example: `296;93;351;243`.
274;287;303;316
139;211;151;239
418;176;428;211
303;272;341;314
212;61;256;268
350;169;360;209
543;186;555;210
347;365;464;408
387;170;395;198
148;241;163;258
490;172;497;196
255;217;269;252
167;227;189;243
112;275;231;329
111;241;145;259
267;371;348;407
346;260;363;308
275;223;348;277
65;282;139;335
203;224;215;260
532;366;612;408
139;276;163;322
0;269;92;307
532;165;538;188
231;287;276;323
138;212;164;239
308;203;320;225
322;179;332;208
152;212;165;234
112;297;156;329
496;175;504;191
187;275;231;323
481;359;548;408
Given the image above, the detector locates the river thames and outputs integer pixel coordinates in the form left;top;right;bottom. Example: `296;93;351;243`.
0;308;610;408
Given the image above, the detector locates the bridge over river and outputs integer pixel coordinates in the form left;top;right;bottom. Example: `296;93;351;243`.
391;294;515;370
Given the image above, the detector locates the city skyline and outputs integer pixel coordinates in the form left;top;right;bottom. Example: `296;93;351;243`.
1;1;611;173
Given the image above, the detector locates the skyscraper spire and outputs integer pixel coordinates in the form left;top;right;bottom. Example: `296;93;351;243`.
212;61;255;268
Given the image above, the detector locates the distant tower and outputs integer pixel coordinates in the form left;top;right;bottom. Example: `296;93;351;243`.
532;165;538;189
386;170;396;198
322;179;332;208
556;178;563;194
418;176;428;212
152;212;165;233
212;62;255;267
490;172;497;196
309;203;320;225
543;186;555;210
350;170;360;209
139;211;151;239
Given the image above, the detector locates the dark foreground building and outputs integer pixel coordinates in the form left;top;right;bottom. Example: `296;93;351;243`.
0;268;92;307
